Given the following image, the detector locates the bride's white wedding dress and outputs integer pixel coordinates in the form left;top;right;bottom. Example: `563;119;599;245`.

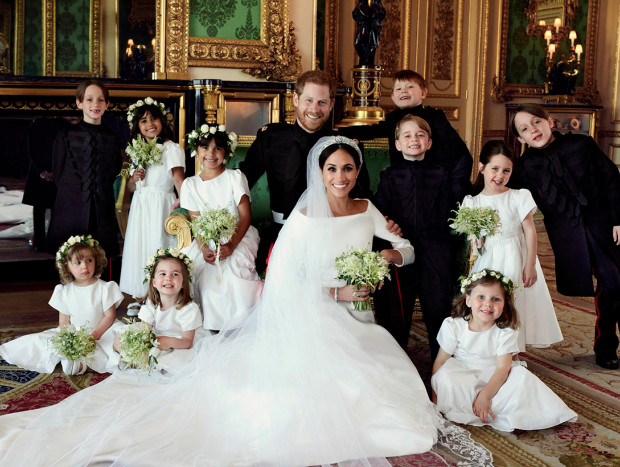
0;136;490;466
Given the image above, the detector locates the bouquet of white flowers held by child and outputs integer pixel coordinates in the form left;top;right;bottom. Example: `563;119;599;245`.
49;324;96;362
119;136;164;187
335;246;391;311
449;204;501;256
116;318;160;372
190;205;238;282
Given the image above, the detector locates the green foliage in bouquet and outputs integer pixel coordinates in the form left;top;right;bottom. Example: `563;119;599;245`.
335;246;391;311
49;324;96;361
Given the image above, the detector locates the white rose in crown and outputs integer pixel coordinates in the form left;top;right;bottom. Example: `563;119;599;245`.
218;125;225;132
201;124;208;132
68;236;79;245
209;126;216;134
144;97;154;105
137;100;144;106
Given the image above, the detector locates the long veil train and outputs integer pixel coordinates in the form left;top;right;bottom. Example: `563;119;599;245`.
0;136;492;466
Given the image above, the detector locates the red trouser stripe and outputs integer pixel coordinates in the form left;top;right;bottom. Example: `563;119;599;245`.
394;267;405;325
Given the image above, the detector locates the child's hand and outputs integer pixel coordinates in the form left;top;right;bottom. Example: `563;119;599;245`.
613;225;620;245
200;244;217;264
218;242;237;259
169;198;181;213
132;168;146;182
338;284;371;303
157;336;173;351
522;263;537;288
472;393;495;423
380;249;403;266
40;170;54;182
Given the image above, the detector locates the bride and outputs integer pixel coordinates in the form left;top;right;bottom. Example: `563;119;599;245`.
0;136;490;466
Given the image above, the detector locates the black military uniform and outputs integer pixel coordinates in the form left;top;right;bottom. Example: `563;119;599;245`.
240;121;370;268
512;132;620;368
373;150;471;359
47;120;122;257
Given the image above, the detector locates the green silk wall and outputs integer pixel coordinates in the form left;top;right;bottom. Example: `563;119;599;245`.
23;0;42;76
188;0;261;40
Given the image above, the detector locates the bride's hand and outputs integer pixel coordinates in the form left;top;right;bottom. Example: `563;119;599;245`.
337;285;370;303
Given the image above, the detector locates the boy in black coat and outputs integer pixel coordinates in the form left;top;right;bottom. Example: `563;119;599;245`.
374;115;469;360
510;103;620;370
47;80;122;257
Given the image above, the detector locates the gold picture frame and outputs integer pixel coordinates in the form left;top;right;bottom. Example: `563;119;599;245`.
156;0;301;81
491;0;600;104
43;0;103;77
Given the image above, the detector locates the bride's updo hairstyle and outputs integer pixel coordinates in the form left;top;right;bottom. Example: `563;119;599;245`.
318;142;362;170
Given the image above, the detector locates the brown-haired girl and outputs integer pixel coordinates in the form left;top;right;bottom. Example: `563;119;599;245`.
0;235;123;375
120;97;186;314
180;124;263;332
113;248;202;373
431;269;577;432
463;139;562;353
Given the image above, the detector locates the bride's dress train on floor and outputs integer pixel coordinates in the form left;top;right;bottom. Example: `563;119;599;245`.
0;135;492;466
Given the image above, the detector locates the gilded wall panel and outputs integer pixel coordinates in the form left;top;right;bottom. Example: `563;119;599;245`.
426;0;462;98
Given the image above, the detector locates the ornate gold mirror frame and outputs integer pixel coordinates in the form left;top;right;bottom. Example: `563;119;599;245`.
155;0;301;81
491;0;599;104
525;0;579;37
12;0;102;76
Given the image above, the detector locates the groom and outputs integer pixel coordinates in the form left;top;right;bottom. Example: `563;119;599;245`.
240;70;373;265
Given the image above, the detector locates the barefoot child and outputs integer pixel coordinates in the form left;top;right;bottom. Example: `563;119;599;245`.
0;235;123;375
461;140;562;352
181;125;263;332
431;269;577;431
113;248;202;373
119;97;186;314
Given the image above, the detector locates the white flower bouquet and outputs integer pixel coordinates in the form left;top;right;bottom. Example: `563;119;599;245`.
449;204;501;256
190;206;238;281
335;246;391;311
120;136;164;188
49;324;96;361
116;319;160;372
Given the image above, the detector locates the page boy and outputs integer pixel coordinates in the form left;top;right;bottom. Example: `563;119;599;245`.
373;115;466;360
47;79;122;258
340;69;471;183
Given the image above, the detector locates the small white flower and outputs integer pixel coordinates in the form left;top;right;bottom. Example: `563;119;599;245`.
137;100;144;106
209;126;216;134
218;124;225;132
200;124;208;132
144;97;154;105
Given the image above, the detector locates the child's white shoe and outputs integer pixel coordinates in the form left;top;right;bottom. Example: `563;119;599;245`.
127;302;141;317
61;359;73;374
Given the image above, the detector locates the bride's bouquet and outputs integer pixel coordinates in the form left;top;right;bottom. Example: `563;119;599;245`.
335;247;391;311
116;319;160;372
449;204;501;256
119;135;164;188
49;324;96;362
190;206;238;281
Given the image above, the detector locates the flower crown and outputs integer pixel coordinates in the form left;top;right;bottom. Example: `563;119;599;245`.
187;124;238;158
127;97;167;130
56;235;100;264
459;269;516;294
143;247;194;284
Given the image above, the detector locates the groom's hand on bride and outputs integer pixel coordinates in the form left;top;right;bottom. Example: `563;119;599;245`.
384;217;402;237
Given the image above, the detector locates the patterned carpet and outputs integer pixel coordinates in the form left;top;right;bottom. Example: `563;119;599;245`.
0;218;619;466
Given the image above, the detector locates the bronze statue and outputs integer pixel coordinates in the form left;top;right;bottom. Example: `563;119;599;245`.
353;0;386;67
